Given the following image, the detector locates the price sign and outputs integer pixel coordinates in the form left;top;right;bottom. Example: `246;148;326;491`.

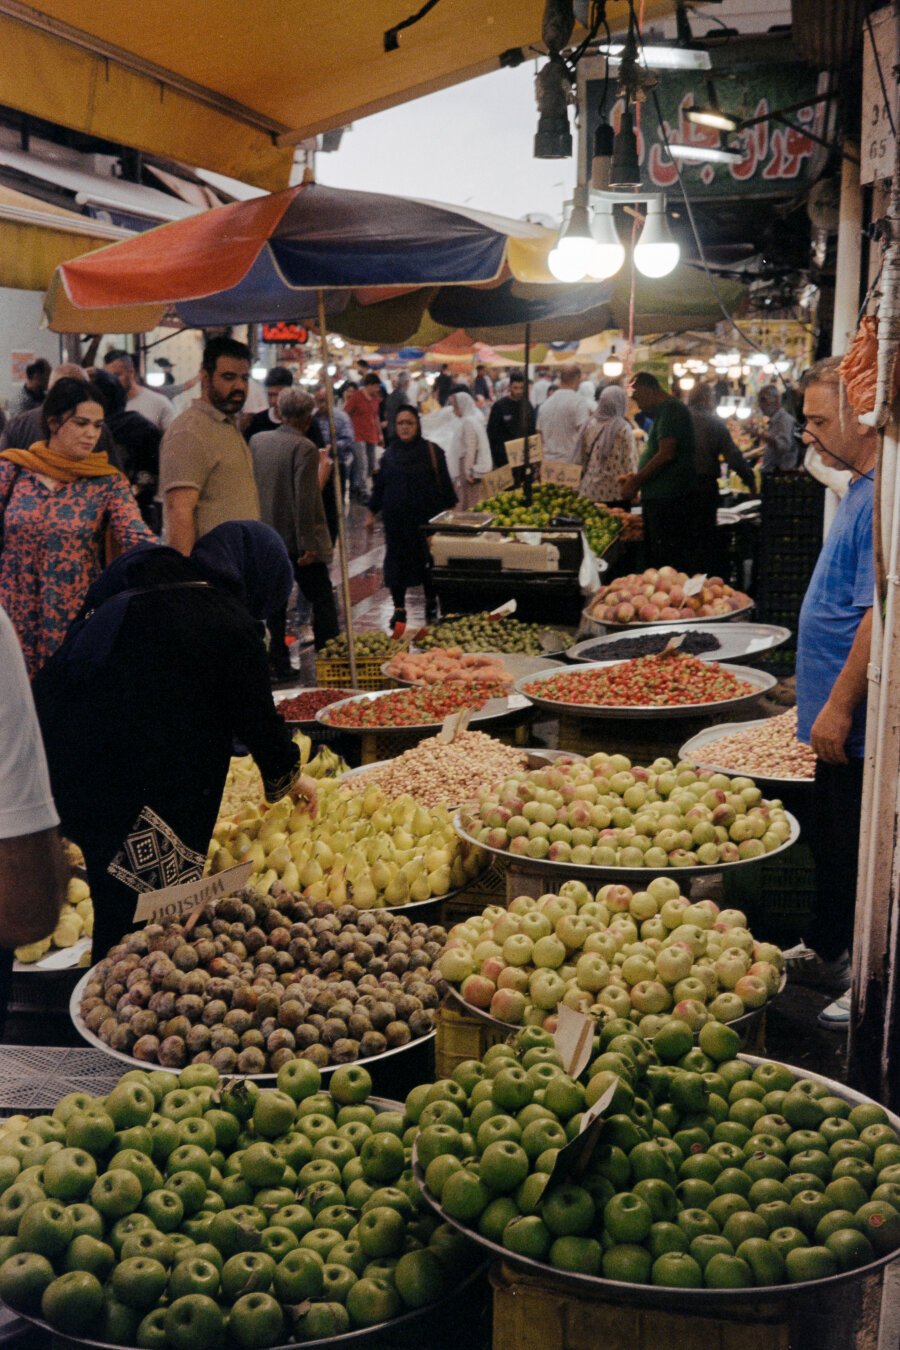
505;435;543;468
481;465;514;495
553;1004;595;1080
542;462;583;488
132;862;253;926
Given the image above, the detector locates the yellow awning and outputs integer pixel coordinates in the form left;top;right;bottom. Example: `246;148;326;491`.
0;184;131;291
0;1;677;191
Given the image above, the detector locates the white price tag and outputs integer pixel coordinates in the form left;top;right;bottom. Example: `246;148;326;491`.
132;862;254;926
542;462;583;488
552;1004;595;1081
682;573;707;598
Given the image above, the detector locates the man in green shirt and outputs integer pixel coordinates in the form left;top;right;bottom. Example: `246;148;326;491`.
619;372;697;572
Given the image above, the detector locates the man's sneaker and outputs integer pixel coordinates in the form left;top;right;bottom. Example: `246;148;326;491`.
818;991;851;1029
782;940;851;993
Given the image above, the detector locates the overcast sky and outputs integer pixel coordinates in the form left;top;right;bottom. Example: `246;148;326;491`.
315;62;572;225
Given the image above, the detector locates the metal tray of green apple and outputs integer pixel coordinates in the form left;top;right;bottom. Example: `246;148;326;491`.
679;720;815;791
317;689;533;733
443;976;786;1042
452;809;800;883
411;1055;900;1312
68;968;435;1083
515;661;777;721
14;1187;487;1350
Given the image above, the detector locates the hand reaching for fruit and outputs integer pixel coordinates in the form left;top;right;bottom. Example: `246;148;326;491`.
289;773;318;817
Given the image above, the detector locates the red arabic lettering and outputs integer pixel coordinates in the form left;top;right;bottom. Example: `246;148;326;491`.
763;106;816;180
729;98;769;181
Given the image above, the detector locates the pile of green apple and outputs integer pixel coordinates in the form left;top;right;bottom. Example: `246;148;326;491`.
437;877;783;1030
460;754;793;870
0;1061;477;1348
415;1019;900;1289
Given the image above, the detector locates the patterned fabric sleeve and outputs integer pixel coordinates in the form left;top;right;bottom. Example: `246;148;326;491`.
105;476;157;549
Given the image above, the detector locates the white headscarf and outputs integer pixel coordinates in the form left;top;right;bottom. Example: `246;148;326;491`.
586;385;629;459
450;391;492;476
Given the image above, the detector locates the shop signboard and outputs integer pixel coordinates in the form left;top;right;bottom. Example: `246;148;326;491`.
861;2;900;184
580;47;831;200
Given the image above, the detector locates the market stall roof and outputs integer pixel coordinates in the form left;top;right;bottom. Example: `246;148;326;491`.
0;0;678;191
0;184;131;291
42;181;559;333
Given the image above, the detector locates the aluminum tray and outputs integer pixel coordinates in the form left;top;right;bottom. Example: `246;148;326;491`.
411;1053;900;1313
444;974;786;1040
12;936;91;973
70;969;435;1082
274;686;365;727
581;598;755;633
381;652;564;686
316;688;532;733
680;718;815;791
453;808;800;883
567;622;791;666
514;660;777;721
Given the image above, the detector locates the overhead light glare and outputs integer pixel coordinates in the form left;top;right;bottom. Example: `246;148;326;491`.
735;402;753;420
678;375;695;391
603;344;624;378
251;365;267;382
599;43;711;71
633;199;680;278
588;207;625;279
145;371;166;387
667;142;743;165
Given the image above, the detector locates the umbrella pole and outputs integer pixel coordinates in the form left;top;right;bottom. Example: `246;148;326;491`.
316;289;357;687
521;321;533;507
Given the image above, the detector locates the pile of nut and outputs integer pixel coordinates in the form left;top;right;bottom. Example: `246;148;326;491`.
697;709;815;780
348;731;529;808
79;890;445;1075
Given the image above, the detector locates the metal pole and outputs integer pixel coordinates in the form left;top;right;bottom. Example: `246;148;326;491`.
316;289;357;687
522;321;533;506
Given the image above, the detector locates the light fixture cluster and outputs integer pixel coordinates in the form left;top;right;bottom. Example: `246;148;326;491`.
548;191;679;282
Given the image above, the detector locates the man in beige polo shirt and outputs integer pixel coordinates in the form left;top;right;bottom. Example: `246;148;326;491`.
160;336;260;553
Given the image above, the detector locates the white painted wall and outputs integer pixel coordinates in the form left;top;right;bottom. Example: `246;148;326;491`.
0;288;63;415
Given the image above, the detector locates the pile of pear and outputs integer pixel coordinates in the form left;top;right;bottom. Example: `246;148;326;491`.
15;876;93;964
209;779;484;908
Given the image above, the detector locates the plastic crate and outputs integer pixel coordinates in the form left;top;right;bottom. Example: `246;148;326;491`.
442;862;507;923
722;840;816;943
315;655;394;692
435;1002;508;1079
0;1046;123;1113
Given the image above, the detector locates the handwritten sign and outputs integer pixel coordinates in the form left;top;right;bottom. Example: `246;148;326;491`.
482;465;514;495
505;435;543;468
542;461;583;488
132;862;253;926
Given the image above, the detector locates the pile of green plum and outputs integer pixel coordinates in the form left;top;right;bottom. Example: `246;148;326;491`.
414;1018;900;1290
0;1061;476;1347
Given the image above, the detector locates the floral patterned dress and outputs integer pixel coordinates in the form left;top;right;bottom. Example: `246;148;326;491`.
580;420;638;504
0;462;154;675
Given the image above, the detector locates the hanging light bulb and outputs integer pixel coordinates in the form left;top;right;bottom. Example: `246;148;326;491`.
588;206;625;279
548;197;598;282
603;345;624;378
678;374;696;391
716;396;737;419
672;361;687;377
747;352;770;367
685;81;740;133
251;365;267;382
145;371;166;387
775;358;792;373
687;359;708;373
633;199;680;278
727;364;742;381
735;401;753;420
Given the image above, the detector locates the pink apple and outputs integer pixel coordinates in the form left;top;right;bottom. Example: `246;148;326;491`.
481;957;505;983
672;997;709;1030
734;974;770;1009
490;988;527;1024
498;965;530;993
461;974;496;1009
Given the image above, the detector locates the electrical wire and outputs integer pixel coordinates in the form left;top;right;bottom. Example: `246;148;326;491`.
383;0;441;52
864;9;896;139
623;0;807;392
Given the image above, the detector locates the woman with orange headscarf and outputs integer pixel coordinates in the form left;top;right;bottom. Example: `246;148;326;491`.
0;377;154;675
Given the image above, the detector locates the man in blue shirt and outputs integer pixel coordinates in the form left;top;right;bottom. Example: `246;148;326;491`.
786;357;877;1028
